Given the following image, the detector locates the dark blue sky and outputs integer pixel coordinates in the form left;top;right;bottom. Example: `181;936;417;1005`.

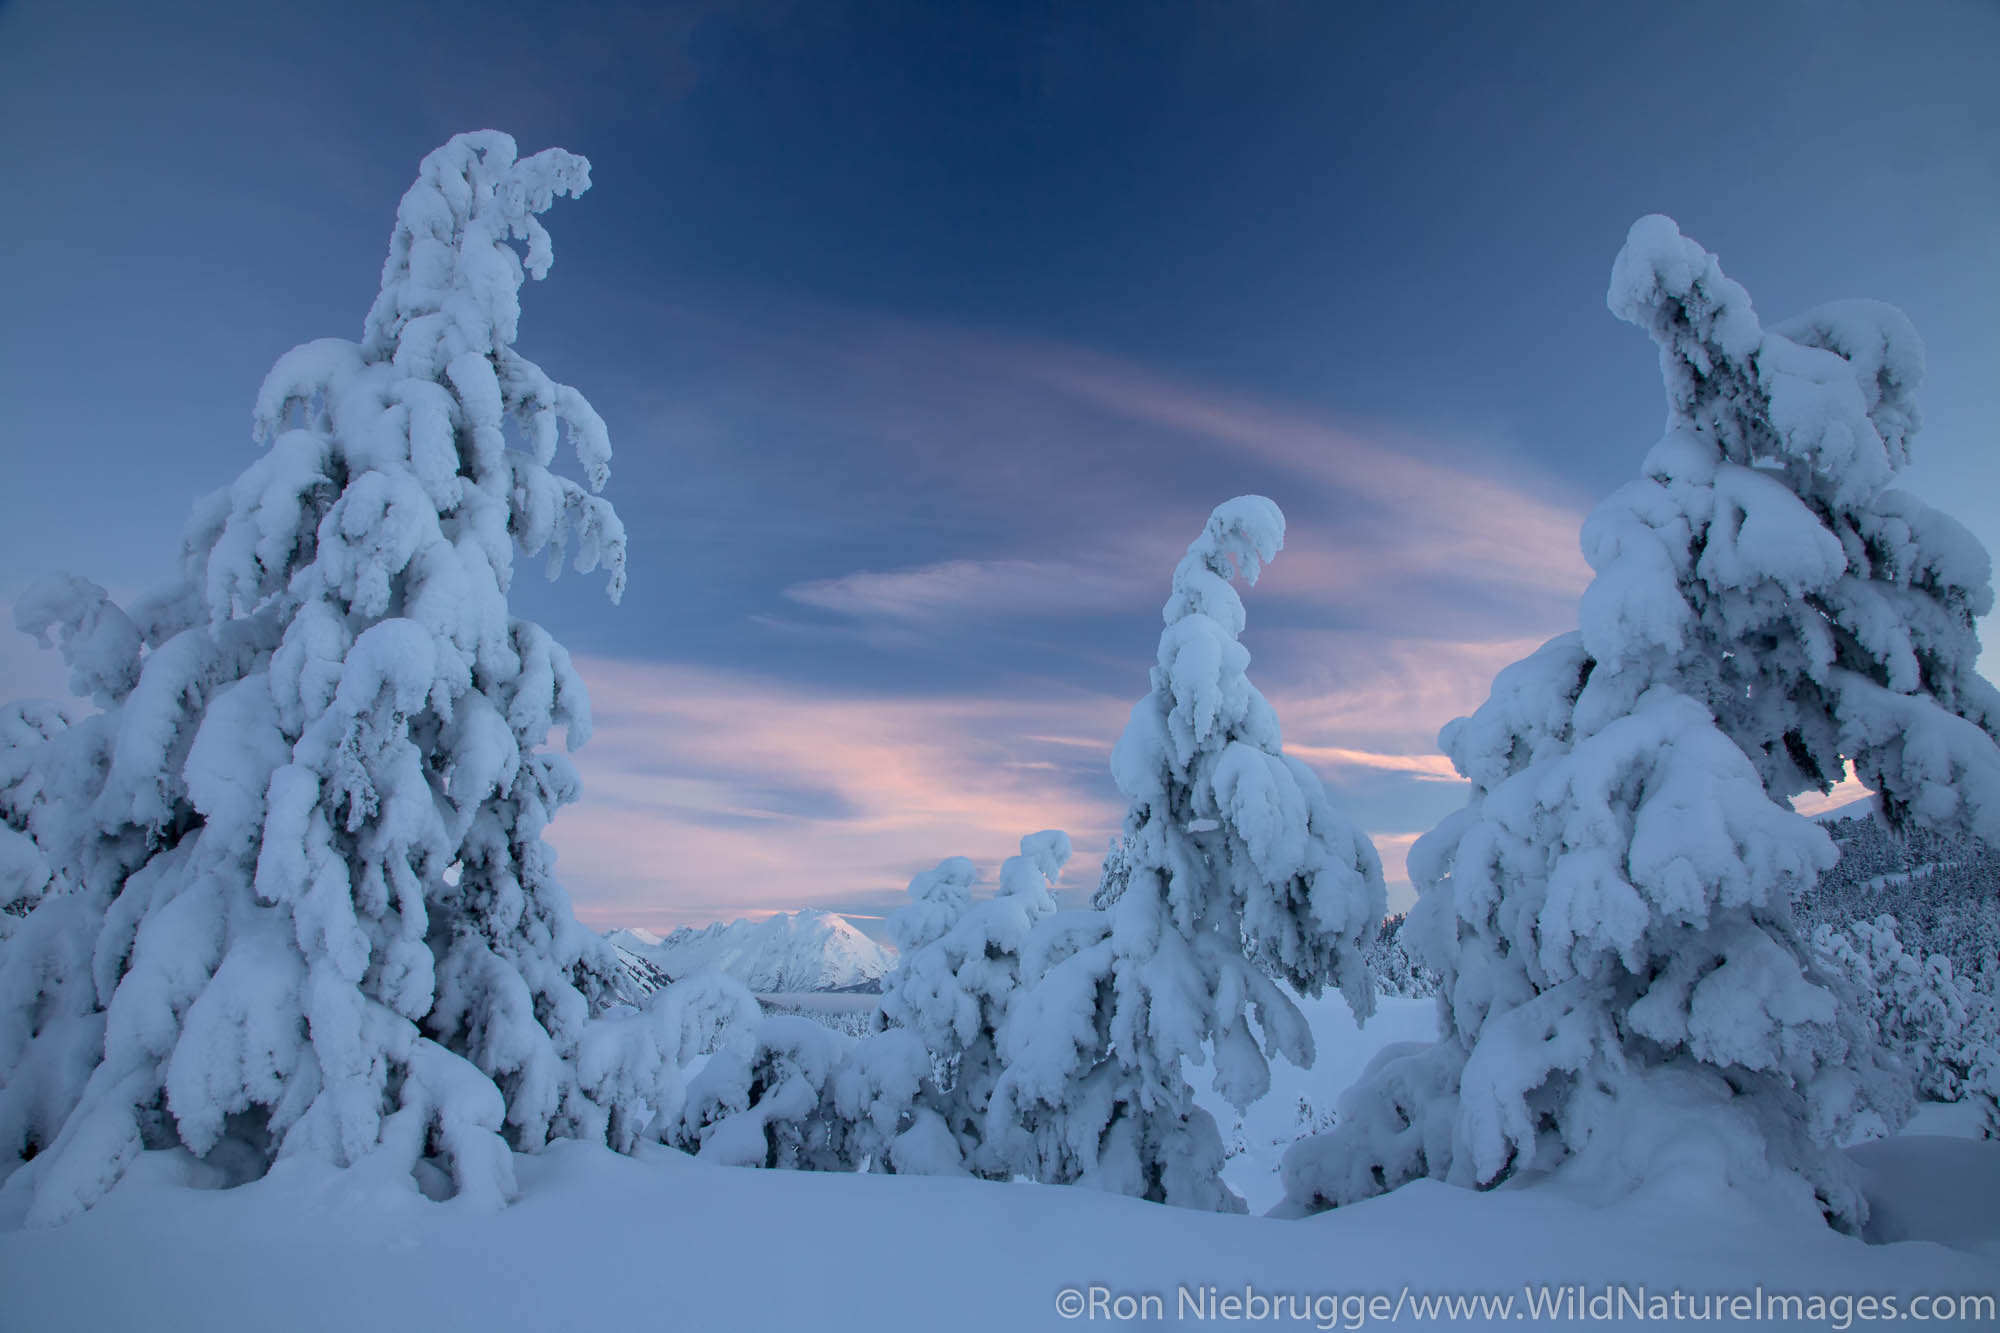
3;0;1995;931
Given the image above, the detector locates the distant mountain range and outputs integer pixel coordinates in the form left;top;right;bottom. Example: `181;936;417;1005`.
603;910;898;998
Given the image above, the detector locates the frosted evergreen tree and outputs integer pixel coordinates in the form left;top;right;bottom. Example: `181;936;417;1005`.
0;702;69;937
872;834;1069;1176
0;132;668;1226
1090;834;1132;909
673;984;959;1177
826;1024;965;1175
1362;913;1438;1000
881;856;977;973
1814;915;1981;1105
1282;217;2000;1230
678;1008;849;1171
673;854;1029;1180
797;855;972;1176
990;497;1385;1211
1799;810;2000;984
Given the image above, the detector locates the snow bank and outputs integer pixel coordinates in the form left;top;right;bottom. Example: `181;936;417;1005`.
4;987;1991;1332
1848;1136;2000;1257
0;1133;1992;1333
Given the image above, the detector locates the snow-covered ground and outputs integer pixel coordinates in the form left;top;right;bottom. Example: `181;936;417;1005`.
3;995;1993;1333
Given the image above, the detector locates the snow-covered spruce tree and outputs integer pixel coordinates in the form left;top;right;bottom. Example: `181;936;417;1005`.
669;851;1055;1181
1800;811;2000;984
989;497;1385;1211
1281;217;2000;1230
1827;917;1972;1100
1820;914;2000;1138
826;1024;964;1174
1090;834;1132;909
676;995;953;1175
1362;913;1438;1001
702;1017;853;1171
881;856;978;978
0;132;665;1225
817;855;975;1176
0;702;69;938
869;833;1070;1176
674;968;852;1172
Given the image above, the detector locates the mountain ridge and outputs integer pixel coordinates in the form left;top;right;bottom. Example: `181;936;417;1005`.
604;910;898;996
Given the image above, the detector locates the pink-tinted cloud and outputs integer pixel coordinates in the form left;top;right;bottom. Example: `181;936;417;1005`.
785;555;1151;622
548;633;1543;932
983;340;1595;602
635;294;1591;638
547;299;1599;934
1791;762;1874;820
1285;746;1460;781
550;656;1133;932
1261;632;1556;757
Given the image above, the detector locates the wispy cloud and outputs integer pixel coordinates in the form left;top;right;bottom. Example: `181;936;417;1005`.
1286;746;1460;781
981;339;1595;605
617;291;1591;644
785;555;1151;623
550;656;1133;932
1262;632;1555;757
549;632;1535;933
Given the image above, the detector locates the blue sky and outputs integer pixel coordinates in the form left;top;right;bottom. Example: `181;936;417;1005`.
2;0;1995;934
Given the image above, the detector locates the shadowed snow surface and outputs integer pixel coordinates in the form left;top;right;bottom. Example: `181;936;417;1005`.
1;996;1994;1332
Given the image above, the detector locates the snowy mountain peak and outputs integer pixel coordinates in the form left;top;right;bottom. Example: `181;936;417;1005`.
606;910;897;994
